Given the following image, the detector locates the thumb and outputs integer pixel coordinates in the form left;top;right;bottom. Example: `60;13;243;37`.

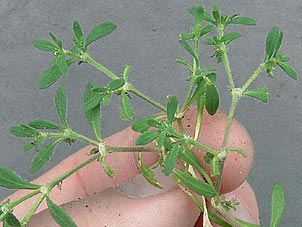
28;188;200;227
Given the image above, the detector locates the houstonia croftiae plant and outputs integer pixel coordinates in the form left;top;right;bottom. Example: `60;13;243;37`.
0;4;295;227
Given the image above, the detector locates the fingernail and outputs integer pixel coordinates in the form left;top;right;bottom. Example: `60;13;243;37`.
229;201;254;224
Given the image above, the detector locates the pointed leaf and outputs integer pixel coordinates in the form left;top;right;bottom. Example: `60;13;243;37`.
265;27;283;61
120;92;134;120
0;166;39;189
229;17;256;26
39;65;62;89
84;92;104;113
220;32;241;44
55;88;68;127
49;32;62;49
4;212;21;227
46;197;77;227
84;83;101;141
73;20;83;41
56;55;69;75
98;156;114;178
206;72;217;83
28;120;61;130
205;84;219;115
270;183;285;227
167;96;178;123
136;130;160;145
173;168;217;197
22;142;34;152
140;165;163;189
85;22;117;47
164;144;180;176
188;6;215;24
204;38;215;45
123;65;133;81
9;124;38;137
194;6;204;26
102;93;112;106
211;156;220;176
244;88;269;103
277;62;298;80
179;39;198;63
108;78;125;91
200;25;215;37
30;139;61;173
32;40;57;51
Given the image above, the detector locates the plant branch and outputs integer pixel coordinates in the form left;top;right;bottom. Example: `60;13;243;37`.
241;63;267;92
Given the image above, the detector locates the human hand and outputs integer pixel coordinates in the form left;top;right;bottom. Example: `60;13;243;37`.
4;107;259;226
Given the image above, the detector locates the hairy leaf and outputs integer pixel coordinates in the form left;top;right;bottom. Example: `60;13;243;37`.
244;88;269;103
28;120;61;130
277;62;298;80
220;32;241;44
9;124;38;137
270;183;285;227
56;55;69;75
4;212;21;227
173;169;217;197
205;84;219;115
32;40;57;51
140;165;163;189
49;32;63;49
265;27;283;61
167;96;178;123
108;78;125;91
73;20;83;41
85;22;117;47
136;130;160;145
229;17;256;26
0;166;39;189
55;88;68;127
46;197;77;227
120;92;135;120
164;144;180;176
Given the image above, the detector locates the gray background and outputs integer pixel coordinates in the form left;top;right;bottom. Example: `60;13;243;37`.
0;0;301;226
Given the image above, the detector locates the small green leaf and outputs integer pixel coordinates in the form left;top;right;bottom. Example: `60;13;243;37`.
226;147;247;157
39;65;62;89
4;212;21;227
102;93;112;106
212;5;221;24
73;20;83;41
98;156;114;178
204;38;215;45
270;183;285;227
206;72;217;83
30;139;61;173
188;6;215;24
0;166;40;189
200;25;215;36
220;32;241;44
140;165;163;189
173;168;217;197
179;39;198;64
205;84;219;115
108;78;125;91
120;92;135;120
194;6;204;26
46;196;77;227
180;33;194;40
56;55;69;75
136;130;160;145
85;22;117;48
84;83;101;141
28;120;61;130
265;27;283;61
176;58;192;68
145;118;161;128
92;87;108;93
229;17;256;26
164;144;180;176
123;65;133;81
178;149;211;183
132;118;150;132
244;88;269;103
49;32;63;49
277;62;298;80
22;142;34;152
157;132;166;148
84;92;104;113
211;156;220;176
167;96;178;123
9;124;38;137
32;40;57;51
188;78;206;106
55;88;68;127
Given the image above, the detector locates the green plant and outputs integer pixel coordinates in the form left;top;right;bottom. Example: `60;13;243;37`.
0;4;294;226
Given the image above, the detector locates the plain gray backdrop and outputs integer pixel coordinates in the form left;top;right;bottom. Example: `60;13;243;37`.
0;1;301;226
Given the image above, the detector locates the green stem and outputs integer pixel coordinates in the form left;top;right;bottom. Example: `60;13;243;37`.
21;194;45;225
186;138;219;156
83;54;119;80
194;95;204;140
48;154;100;188
127;85;166;111
106;145;161;153
8;190;40;210
242;63;266;92
69;130;99;146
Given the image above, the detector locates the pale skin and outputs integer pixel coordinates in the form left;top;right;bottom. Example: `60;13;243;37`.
3;107;260;226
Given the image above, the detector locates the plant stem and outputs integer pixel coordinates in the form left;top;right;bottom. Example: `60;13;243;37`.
69;130;99;146
8;190;40;210
106;145;161;153
127;85;166;111
21;194;45;225
83;54;119;80
48;154;100;188
186;138;219;156
194;96;204;140
241;63;266;92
